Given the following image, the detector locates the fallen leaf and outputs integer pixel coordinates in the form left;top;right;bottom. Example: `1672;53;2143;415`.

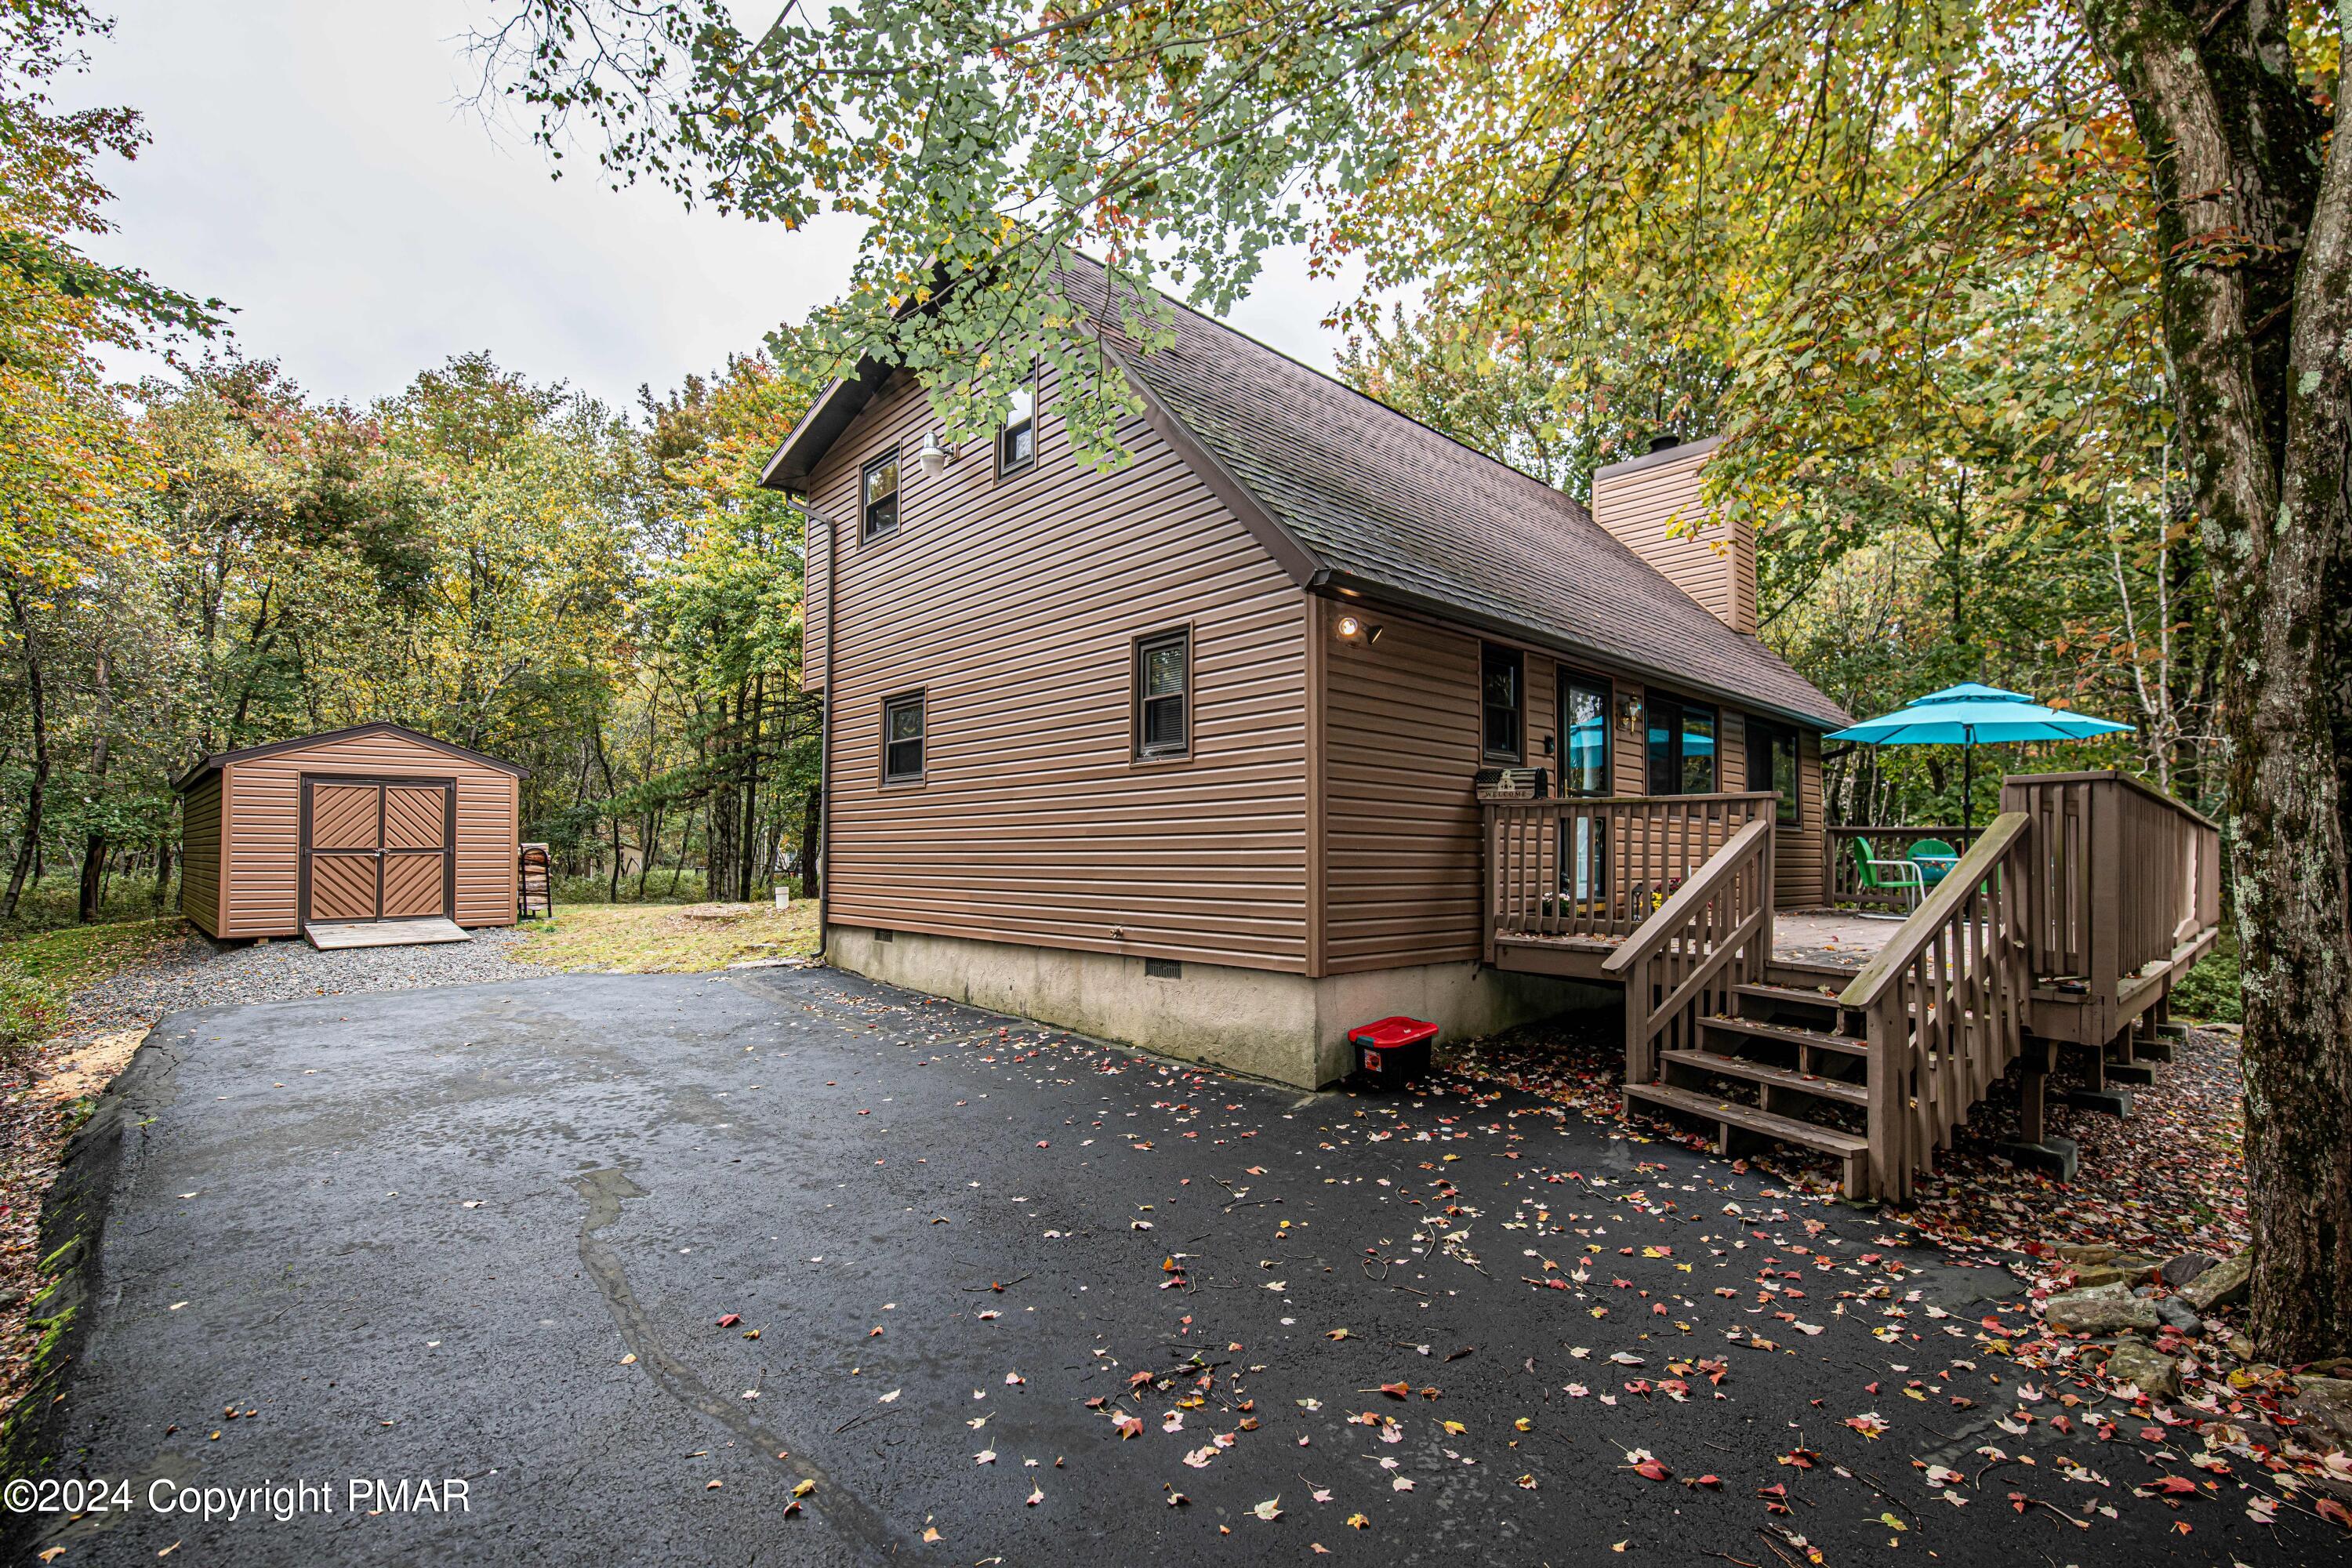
1254;1497;1283;1522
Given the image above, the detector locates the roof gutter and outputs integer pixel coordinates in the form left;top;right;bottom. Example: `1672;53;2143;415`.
1314;572;1849;733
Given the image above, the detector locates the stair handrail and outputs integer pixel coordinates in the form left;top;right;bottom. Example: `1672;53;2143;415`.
1836;810;2034;1200
1603;816;1776;1088
1835;812;2030;1011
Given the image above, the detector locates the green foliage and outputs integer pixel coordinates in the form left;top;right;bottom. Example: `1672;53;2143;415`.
2170;930;2243;1025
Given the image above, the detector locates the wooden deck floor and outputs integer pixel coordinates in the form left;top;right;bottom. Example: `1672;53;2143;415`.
1768;908;1908;972
1493;907;1899;981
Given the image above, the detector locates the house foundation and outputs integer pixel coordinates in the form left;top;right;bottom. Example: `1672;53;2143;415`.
822;925;1611;1088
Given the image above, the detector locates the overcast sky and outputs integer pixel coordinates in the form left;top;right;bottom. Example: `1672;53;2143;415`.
67;0;1357;412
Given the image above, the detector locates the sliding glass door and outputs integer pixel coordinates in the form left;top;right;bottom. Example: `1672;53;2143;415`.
1559;672;1611;901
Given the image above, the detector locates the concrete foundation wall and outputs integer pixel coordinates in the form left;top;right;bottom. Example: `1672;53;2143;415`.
824;924;1613;1087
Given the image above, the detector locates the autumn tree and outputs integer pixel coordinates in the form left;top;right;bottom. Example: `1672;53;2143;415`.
479;0;2350;1358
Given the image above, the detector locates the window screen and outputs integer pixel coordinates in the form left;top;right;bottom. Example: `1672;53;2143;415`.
1646;695;1718;795
1481;644;1523;760
1559;675;1610;796
882;691;924;780
862;449;900;540
1753;720;1801;824
999;380;1036;475
1681;706;1717;794
1136;630;1189;757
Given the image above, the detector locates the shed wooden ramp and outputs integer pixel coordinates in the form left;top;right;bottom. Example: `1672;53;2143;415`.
304;917;471;950
1486;771;2223;1201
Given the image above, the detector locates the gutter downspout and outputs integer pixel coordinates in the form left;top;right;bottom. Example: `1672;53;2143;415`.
815;506;837;960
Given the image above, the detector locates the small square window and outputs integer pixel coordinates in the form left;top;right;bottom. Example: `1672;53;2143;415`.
862;448;900;541
882;691;924;781
1481;644;1523;760
999;378;1036;476
1135;629;1190;758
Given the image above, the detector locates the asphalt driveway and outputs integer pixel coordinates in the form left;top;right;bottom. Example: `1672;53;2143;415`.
5;967;2318;1565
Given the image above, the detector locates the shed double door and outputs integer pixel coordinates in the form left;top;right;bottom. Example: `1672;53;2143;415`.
302;778;456;924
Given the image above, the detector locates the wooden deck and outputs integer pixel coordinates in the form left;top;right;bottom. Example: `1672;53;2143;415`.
1493;907;1895;980
1484;771;2223;1200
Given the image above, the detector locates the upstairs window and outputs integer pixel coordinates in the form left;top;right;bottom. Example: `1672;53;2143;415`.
999;376;1036;476
862;448;900;541
882;691;925;781
1135;628;1190;758
1481;644;1523;761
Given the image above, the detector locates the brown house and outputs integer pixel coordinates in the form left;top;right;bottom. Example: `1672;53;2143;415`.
765;256;1848;1087
174;724;524;941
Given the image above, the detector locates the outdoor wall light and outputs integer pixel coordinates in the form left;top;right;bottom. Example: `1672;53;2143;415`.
917;431;952;476
1335;613;1363;638
1333;615;1383;644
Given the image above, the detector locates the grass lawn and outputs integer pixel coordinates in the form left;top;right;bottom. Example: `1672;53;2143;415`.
511;898;820;973
0;916;191;1046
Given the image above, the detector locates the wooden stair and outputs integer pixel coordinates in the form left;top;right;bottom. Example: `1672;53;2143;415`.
1623;961;1878;1199
1622;1081;1869;1196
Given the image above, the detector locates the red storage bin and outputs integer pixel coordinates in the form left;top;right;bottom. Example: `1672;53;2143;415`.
1348;1015;1438;1083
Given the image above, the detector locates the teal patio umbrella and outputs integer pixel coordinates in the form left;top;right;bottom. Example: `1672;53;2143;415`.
1825;682;2135;830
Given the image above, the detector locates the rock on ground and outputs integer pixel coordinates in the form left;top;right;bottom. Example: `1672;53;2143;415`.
2043;1281;2160;1334
2102;1340;2183;1398
2180;1250;2252;1312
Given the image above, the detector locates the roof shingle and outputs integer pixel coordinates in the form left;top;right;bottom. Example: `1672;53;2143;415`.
1054;256;1847;730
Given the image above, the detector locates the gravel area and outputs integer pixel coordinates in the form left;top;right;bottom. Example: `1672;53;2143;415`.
56;927;555;1046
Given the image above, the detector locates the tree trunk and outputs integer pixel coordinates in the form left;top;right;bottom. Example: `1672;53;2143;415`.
2085;0;2352;1360
2;586;51;921
78;644;114;924
151;834;174;909
799;785;822;899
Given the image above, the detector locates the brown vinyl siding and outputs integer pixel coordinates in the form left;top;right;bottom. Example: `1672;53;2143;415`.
1589;440;1759;637
802;507;829;690
811;366;1311;971
216;731;519;937
1318;618;1830;969
1777;728;1826;907
180;771;223;937
1322;605;1487;971
1718;711;1746;797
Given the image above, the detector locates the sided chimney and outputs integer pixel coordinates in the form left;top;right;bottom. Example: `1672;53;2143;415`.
1589;435;1758;637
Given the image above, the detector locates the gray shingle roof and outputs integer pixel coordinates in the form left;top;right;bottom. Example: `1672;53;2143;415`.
763;251;1849;730
1054;256;1847;730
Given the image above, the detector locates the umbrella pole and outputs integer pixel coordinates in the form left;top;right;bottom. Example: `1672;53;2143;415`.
1962;730;1974;834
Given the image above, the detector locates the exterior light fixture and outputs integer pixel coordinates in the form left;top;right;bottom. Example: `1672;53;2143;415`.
1335;614;1363;639
917;431;950;477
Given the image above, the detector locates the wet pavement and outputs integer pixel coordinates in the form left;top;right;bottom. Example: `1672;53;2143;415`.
6;967;2318;1565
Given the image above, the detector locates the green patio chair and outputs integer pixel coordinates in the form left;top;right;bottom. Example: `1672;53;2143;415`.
1907;837;1960;889
1849;837;1925;913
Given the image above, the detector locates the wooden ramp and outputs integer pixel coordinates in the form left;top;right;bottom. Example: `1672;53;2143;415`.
304;917;470;950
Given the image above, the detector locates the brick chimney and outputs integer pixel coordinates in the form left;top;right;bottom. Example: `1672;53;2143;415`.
1589;436;1758;637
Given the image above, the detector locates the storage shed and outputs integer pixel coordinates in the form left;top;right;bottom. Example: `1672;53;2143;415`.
174;724;525;941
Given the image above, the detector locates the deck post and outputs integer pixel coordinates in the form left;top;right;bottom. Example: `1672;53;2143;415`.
1995;1036;2078;1179
2019;1038;2048;1145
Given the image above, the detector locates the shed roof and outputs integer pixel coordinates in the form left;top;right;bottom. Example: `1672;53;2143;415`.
764;252;1849;731
172;723;527;792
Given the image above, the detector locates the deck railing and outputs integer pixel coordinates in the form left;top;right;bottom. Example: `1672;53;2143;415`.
2002;771;2223;996
1838;812;2034;1202
1485;792;1777;956
1602;817;1777;1088
1824;825;1984;912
